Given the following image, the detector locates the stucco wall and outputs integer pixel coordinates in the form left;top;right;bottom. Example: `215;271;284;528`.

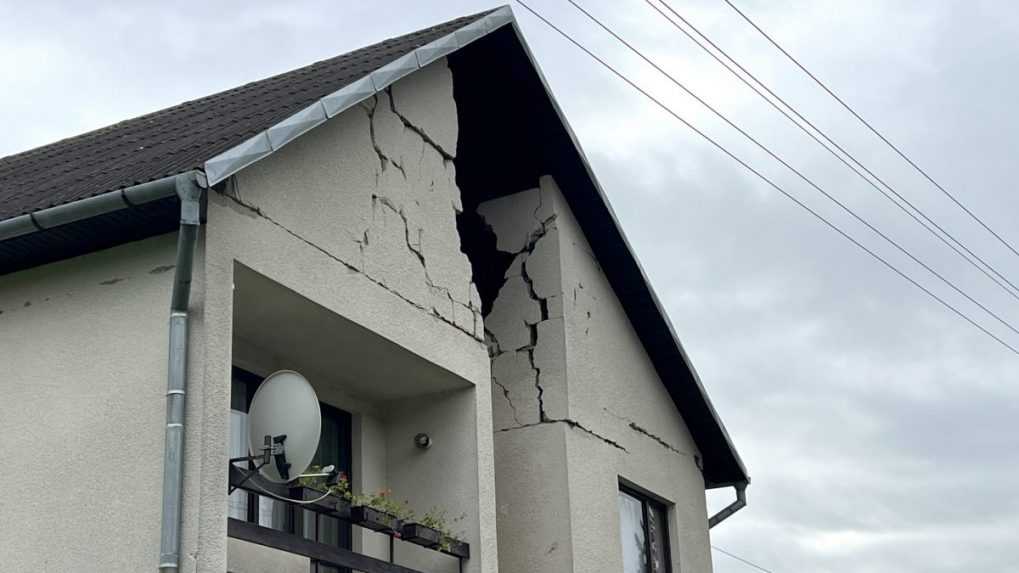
0;234;178;572
480;176;712;573
206;58;497;573
555;176;713;573
385;389;481;573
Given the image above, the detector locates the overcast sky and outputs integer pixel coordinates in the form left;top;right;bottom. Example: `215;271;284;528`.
3;1;1017;571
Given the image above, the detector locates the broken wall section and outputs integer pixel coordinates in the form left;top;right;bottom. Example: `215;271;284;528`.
225;58;483;341
478;176;568;430
478;175;713;573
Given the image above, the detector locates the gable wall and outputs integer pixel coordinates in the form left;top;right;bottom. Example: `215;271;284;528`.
480;176;712;573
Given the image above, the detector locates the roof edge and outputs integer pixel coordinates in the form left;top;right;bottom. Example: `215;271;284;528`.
202;5;514;185
0;171;206;242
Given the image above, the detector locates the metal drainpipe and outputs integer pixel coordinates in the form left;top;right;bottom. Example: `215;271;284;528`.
159;172;206;573
708;481;748;529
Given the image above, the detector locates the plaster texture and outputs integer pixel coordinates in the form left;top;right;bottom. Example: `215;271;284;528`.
205;58;497;573
481;176;713;573
0;235;179;572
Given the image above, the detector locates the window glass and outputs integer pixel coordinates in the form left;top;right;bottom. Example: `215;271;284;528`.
618;490;649;573
619;486;672;573
648;502;669;572
227;409;249;520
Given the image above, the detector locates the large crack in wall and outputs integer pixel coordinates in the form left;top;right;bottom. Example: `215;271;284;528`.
221;64;483;342
475;177;629;454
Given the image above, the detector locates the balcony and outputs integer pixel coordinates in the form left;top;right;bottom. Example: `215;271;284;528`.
227;264;488;573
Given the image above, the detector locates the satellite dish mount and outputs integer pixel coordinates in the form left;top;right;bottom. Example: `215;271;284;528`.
228;433;292;493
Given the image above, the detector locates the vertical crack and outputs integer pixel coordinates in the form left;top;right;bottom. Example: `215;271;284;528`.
371;193;469;339
517;216;555;421
486;328;524;426
365;95;407;179
483;208;558;424
481;187;562;427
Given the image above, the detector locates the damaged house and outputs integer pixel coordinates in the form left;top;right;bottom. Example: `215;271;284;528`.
0;6;748;573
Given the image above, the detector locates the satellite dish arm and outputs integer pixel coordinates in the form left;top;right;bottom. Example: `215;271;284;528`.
227;433;291;492
272;435;291;481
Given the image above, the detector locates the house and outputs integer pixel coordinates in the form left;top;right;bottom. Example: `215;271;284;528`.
0;6;748;573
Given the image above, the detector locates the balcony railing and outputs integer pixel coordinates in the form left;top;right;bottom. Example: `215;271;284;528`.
228;465;469;573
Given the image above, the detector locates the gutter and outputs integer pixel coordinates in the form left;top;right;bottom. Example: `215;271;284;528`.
159;172;206;573
708;480;748;529
0;175;184;241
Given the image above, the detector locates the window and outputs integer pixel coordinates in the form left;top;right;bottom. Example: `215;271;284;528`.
618;486;671;573
230;367;353;572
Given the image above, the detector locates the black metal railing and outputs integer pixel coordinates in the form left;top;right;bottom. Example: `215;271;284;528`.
227;465;469;573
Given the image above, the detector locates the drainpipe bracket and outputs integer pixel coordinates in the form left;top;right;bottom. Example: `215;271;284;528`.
175;173;205;226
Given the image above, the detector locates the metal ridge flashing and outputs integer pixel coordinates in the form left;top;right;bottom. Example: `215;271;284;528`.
202;5;515;186
0;172;203;243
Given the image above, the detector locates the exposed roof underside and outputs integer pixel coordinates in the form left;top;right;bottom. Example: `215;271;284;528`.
0;6;747;487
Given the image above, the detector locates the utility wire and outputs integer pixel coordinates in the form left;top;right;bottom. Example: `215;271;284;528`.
564;0;1019;342
646;0;1019;303
721;0;1019;262
511;0;1019;356
712;545;777;573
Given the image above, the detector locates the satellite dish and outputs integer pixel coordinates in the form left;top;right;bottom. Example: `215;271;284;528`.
247;370;321;483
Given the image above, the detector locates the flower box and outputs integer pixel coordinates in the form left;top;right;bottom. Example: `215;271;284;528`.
443;538;470;559
400;522;442;548
350;505;401;533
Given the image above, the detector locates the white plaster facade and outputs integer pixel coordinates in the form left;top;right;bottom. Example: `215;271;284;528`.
0;235;178;572
481;178;713;573
1;53;728;573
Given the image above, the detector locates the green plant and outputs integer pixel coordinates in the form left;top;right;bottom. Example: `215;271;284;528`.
297;468;462;548
297;465;352;501
418;507;466;552
350;488;415;522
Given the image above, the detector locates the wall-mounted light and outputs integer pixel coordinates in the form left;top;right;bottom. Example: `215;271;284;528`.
414;433;432;450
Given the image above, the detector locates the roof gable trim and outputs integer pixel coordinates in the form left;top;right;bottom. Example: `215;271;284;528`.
203;6;514;185
267;101;329;150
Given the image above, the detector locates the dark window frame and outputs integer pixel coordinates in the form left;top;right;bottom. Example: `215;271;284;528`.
619;484;673;573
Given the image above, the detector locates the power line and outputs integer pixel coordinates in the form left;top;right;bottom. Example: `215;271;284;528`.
721;0;1019;262
563;0;1019;342
646;0;1019;303
510;0;1019;356
713;545;778;573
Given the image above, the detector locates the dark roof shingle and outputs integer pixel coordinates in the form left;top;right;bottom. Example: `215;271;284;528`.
0;10;493;221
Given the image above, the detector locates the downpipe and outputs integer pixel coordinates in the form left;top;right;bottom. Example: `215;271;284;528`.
159;172;206;573
708;480;748;529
